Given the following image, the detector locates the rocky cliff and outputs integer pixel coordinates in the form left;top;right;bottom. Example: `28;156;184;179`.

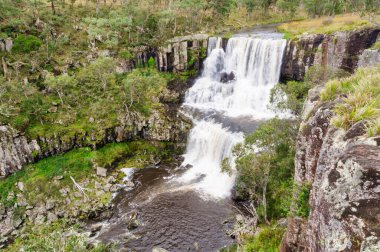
281;85;380;251
116;34;208;73
0;83;192;179
281;28;380;81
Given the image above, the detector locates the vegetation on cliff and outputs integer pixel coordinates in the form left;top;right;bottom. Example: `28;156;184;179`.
321;65;380;136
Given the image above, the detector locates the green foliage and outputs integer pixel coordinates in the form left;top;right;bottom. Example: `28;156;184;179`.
270;81;311;115
294;183;311;218
244;226;286;252
0;141;174;208
123;68;167;114
371;42;380;50
232;118;298;221
7;220;113;252
12;34;42;53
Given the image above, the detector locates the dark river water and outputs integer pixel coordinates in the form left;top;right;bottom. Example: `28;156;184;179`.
94;166;237;251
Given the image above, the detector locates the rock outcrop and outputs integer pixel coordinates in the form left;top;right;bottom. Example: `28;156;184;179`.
281;86;380;251
0;38;13;52
358;49;380;68
0;82;191;179
117;34;208;73
281;28;380;81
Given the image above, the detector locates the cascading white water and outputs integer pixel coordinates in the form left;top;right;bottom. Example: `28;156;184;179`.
178;35;286;198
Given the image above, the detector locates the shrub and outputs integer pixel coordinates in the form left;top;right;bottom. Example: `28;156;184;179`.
12;34;42;53
294;183;311;218
245;226;286;252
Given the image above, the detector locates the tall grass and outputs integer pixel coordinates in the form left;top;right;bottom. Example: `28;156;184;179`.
320;66;380;136
278;13;379;36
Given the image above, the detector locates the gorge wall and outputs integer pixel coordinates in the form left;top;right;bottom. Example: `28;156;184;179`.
281;28;380;252
281;84;380;252
281;27;380;81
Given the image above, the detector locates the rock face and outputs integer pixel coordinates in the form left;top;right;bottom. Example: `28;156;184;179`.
117;34;208;73
0;38;13;52
0;103;191;179
281;28;380;81
281;86;380;251
358;49;380;68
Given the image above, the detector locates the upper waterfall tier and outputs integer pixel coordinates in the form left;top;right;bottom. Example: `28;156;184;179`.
184;37;286;118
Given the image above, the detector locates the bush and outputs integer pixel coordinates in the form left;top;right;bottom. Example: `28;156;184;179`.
245;226;286;252
12;34;42;53
231;118;298;221
294;183;311;218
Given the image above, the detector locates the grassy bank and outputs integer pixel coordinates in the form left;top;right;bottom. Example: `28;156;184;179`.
278;13;380;38
0;140;177;208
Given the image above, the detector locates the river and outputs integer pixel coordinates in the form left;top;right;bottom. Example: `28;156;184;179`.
93;28;286;252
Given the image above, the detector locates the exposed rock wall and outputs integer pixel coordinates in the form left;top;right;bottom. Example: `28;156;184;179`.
117;34;208;73
0;99;191;179
281;28;380;81
0;38;12;52
358;49;380;68
281;86;380;251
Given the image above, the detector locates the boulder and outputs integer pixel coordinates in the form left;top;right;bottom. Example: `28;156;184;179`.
96;167;107;177
220;71;235;83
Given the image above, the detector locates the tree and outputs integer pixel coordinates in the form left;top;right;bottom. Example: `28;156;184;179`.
277;0;300;16
230;119;298;221
45;74;78;105
122;69;167;114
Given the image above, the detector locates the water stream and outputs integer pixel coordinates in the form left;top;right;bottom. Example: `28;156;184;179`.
94;29;286;251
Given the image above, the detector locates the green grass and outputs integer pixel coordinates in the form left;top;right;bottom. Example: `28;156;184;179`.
371;42;380;50
244;226;286;252
278;13;379;37
0;141;177;208
6;220;113;252
320;66;380;135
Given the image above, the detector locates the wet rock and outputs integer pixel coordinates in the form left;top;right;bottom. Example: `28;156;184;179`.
125;181;135;188
184;164;193;169
153;157;161;166
96;167;107;177
220;71;235;83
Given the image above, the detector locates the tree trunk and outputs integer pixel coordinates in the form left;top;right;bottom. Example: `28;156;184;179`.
50;0;56;15
58;91;64;105
262;184;269;225
96;0;100;17
1;57;8;80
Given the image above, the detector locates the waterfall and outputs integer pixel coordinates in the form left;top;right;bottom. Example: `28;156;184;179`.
178;35;286;198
